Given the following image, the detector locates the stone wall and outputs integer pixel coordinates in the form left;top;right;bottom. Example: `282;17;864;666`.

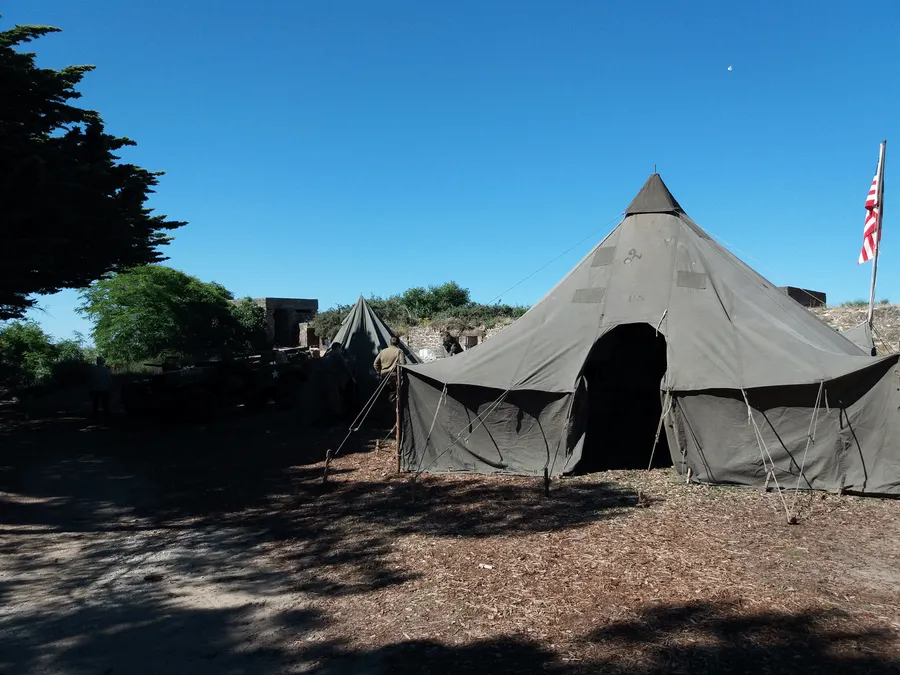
403;320;513;358
404;326;445;354
297;322;319;349
246;297;318;347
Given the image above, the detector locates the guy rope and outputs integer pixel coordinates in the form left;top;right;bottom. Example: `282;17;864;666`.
322;371;393;483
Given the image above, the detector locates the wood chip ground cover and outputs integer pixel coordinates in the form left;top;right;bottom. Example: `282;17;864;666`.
0;410;898;673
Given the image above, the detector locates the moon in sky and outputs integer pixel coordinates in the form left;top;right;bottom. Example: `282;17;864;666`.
727;65;733;71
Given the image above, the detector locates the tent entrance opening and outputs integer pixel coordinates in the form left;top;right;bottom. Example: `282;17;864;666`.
576;323;671;473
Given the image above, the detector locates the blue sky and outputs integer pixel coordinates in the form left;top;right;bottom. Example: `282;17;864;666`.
7;1;900;341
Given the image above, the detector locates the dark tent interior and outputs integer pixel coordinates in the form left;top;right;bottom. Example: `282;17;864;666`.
575;323;671;473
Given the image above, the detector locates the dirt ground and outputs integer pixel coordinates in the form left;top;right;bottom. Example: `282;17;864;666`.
1;402;899;674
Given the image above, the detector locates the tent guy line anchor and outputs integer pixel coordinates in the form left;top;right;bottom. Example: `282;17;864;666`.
741;389;794;524
323;372;393;484
788;381;825;518
321;295;421;483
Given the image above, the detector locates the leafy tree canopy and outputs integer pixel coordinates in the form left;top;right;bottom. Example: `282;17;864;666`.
230;297;268;352
0;20;185;320
398;281;471;319
309;282;528;340
77;266;264;365
0;321;94;391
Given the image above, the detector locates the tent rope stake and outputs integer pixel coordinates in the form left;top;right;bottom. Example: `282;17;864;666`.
322;371;394;483
788;380;825;517
395;367;402;473
871;322;897;354
646;388;674;472
741;389;794;523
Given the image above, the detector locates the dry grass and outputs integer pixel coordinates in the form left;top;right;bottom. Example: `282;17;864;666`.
1;410;898;673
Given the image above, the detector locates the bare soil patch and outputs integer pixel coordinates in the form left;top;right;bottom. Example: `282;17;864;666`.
1;407;898;674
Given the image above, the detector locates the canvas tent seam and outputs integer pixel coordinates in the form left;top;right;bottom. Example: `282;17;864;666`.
534;409;562;479
507;320;552;391
415;389;509;476
552;374;588;477
415;388;512;476
702;227;826;308
704;226;874;357
544;434;563;479
420;384;448;458
549;381;581;477
701;230;851;367
693;238;745;389
657;211;679;386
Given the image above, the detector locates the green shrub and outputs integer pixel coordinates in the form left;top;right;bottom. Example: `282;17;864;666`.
78;265;258;365
310;283;528;339
0;321;58;390
231;297;267;351
0;322;99;394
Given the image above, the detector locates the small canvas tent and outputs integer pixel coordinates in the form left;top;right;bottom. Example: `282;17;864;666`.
842;322;878;356
399;174;900;495
331;296;420;407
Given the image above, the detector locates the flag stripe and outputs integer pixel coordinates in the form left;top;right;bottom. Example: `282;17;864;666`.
859;170;881;264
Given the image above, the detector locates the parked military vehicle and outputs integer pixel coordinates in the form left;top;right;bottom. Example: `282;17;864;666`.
121;349;310;419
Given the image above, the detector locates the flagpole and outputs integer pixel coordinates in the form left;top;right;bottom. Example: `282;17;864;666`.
867;140;887;329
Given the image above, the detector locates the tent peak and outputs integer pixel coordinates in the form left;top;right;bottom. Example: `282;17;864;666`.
624;173;683;215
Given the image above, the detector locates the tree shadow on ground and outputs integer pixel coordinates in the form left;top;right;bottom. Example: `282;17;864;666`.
290;473;636;538
0;406;373;524
6;597;891;675
0;579;331;675
0;409;635;602
582;601;900;674
2;415;898;673
310;602;900;674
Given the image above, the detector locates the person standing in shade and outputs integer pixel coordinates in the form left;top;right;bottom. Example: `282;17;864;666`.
374;336;407;403
441;331;463;357
89;356;113;419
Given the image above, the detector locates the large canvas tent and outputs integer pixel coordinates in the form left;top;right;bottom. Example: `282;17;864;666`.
399;174;900;495
331;296;420;406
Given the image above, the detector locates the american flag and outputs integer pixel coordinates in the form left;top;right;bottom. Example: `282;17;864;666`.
859;167;882;264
